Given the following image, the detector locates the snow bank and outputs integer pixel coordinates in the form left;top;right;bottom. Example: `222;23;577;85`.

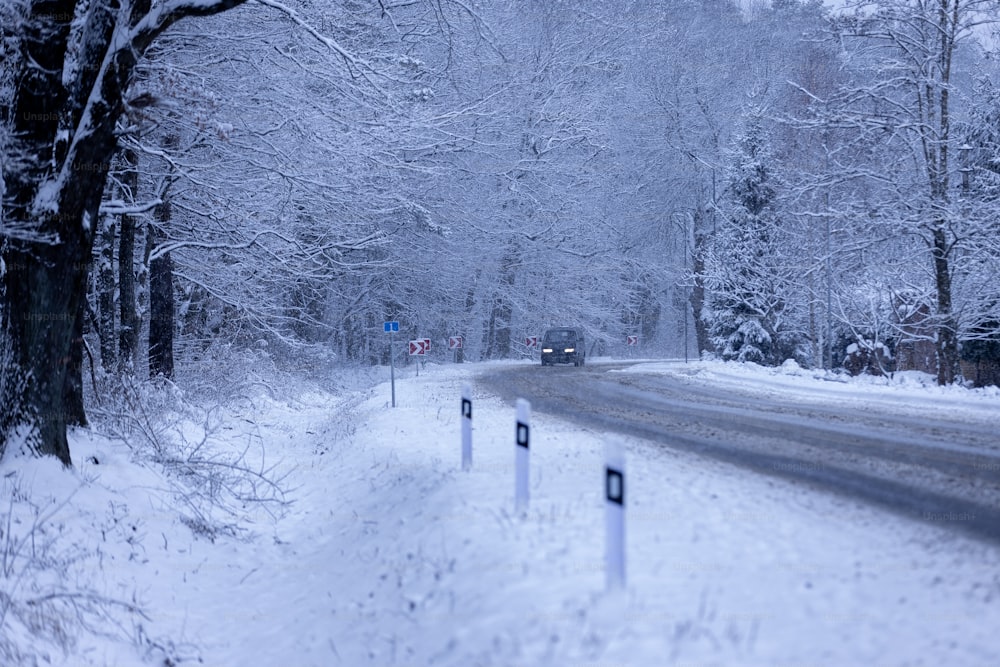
2;360;999;666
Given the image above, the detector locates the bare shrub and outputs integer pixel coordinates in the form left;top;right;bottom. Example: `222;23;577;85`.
89;373;291;541
0;476;150;664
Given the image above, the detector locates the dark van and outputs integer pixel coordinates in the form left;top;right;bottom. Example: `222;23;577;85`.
540;327;586;366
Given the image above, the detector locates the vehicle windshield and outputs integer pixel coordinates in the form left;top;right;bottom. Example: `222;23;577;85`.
544;329;575;342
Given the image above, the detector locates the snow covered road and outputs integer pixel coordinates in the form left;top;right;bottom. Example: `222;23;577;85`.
480;360;1000;544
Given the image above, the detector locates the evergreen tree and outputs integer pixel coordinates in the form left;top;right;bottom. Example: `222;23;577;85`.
707;112;789;365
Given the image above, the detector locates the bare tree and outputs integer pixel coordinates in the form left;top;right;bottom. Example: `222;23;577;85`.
1;0;248;464
824;0;1000;383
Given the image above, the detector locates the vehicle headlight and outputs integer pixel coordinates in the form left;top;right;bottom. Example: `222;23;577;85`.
542;348;553;353
564;348;575;353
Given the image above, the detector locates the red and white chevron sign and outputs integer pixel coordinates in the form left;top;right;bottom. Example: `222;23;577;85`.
409;339;430;355
626;335;638;346
448;336;463;350
525;336;538;348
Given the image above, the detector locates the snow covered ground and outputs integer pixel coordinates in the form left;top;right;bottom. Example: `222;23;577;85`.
3;359;1000;666
624;358;1000;425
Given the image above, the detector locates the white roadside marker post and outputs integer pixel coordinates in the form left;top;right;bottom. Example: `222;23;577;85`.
605;440;626;590
461;384;473;471
515;398;531;512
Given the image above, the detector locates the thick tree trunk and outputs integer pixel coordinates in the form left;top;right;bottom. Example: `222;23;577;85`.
64;195;102;426
148;249;174;378
148;202;175;379
461;269;480;362
97;212;117;370
1;0;248;463
118;213;138;372
118;151;139;374
2;236;89;463
63;298;88;427
1;1;79;463
483;248;517;359
808;283;819;369
4;256;77;462
690;228;712;357
0;326;28;456
639;282;660;345
933;225;959;385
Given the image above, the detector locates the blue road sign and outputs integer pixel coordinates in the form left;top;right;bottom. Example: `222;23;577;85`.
384;321;399;333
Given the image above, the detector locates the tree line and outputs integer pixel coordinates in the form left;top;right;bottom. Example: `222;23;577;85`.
4;0;1000;463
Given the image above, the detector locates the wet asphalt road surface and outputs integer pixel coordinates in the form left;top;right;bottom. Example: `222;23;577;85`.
478;361;1000;544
